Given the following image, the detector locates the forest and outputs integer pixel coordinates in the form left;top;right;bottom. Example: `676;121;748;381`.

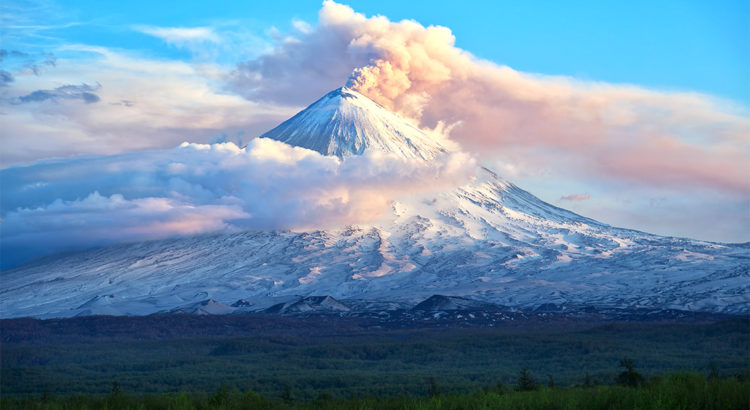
2;315;747;406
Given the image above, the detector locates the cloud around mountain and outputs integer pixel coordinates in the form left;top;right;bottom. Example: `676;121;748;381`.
0;139;475;269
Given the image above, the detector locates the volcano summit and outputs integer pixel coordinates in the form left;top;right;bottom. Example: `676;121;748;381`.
260;87;446;160
1;87;748;319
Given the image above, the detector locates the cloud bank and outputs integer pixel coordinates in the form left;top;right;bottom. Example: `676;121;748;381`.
0;139;475;268
0;45;294;166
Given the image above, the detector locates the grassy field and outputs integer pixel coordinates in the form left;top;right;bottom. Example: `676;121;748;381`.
2;316;747;400
2;372;748;409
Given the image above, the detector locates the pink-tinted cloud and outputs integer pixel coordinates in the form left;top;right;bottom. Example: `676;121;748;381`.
598;136;750;194
560;193;590;201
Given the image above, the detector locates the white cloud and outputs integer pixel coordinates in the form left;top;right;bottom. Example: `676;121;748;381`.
1;139;476;268
132;23;271;62
135;25;220;46
291;19;313;34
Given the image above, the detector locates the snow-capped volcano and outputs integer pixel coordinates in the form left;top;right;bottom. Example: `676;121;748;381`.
1;87;748;319
259;87;446;159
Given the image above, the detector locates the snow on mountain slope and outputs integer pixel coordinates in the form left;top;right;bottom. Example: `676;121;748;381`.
259;87;446;159
1;87;748;319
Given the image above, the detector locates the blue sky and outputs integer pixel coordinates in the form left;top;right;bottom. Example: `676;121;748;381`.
5;0;748;103
1;0;748;249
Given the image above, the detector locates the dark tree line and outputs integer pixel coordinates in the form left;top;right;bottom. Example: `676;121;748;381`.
510;357;645;392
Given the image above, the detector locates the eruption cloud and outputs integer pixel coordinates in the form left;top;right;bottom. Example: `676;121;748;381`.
233;1;750;197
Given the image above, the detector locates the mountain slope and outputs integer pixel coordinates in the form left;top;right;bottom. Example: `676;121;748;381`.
1;88;748;319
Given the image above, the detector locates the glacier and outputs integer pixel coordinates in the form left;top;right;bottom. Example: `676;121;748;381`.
1;87;748;318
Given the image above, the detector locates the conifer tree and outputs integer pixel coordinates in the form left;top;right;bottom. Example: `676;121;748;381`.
616;358;645;387
516;369;537;391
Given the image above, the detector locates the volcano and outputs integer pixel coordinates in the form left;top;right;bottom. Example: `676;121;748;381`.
260;87;446;160
1;87;748;318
